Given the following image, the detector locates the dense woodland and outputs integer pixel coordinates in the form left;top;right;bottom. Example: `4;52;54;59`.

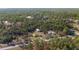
0;8;79;50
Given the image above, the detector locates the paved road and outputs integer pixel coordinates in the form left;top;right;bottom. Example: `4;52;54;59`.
0;44;28;50
0;45;20;50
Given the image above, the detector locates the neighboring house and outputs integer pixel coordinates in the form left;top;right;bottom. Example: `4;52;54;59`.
47;30;56;38
35;28;40;32
43;16;48;19
3;21;13;26
15;22;22;27
65;18;73;23
26;16;33;19
2;21;13;29
47;30;56;35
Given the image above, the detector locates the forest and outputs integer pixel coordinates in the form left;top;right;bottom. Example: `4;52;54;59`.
0;8;79;50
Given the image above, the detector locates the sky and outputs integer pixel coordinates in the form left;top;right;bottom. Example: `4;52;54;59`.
0;0;78;8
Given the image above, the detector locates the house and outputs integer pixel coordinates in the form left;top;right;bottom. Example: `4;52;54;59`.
35;28;40;32
26;16;33;19
68;18;73;21
2;21;13;29
43;16;48;19
47;30;56;35
15;22;22;27
3;21;13;26
65;18;73;23
46;30;56;38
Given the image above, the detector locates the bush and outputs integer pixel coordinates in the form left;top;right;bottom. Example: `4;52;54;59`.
48;37;76;50
32;37;45;50
0;35;13;44
26;37;78;50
